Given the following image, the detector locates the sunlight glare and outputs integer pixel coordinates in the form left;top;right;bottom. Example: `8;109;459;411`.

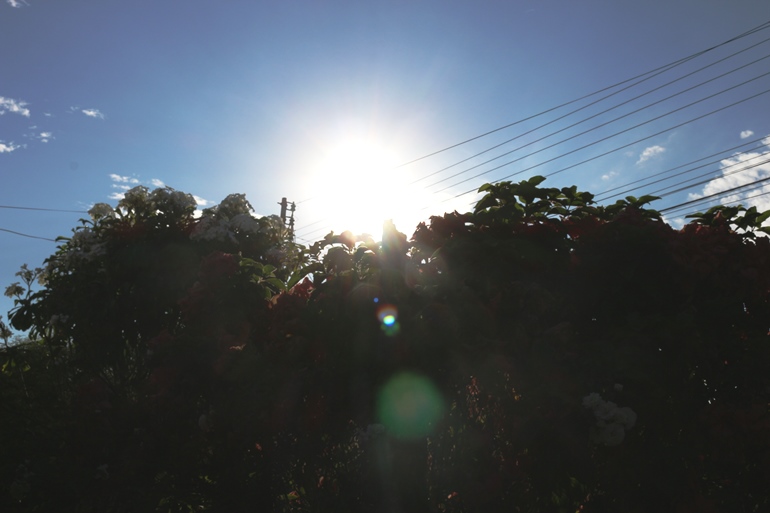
306;136;414;237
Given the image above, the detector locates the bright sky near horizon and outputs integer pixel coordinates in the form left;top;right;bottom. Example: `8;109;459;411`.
2;0;770;319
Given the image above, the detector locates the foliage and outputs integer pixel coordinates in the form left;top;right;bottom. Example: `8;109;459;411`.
2;179;770;512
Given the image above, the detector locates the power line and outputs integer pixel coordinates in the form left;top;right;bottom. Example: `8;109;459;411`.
659;172;770;214
294;19;770;208
292;21;770;239
433;70;770;194
294;218;328;236
396;19;770;171
595;136;769;200
0;205;87;213
677;189;770;219
646;152;770;198
428;86;770;211
416;36;770;188
0;227;57;242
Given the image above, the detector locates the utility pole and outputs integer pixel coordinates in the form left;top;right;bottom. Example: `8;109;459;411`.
278;197;296;241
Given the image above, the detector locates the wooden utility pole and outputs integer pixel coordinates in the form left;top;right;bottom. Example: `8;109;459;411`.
278;197;296;241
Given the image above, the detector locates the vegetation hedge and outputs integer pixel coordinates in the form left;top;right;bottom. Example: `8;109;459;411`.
2;177;769;512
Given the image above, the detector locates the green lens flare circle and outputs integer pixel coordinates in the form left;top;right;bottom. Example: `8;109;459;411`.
377;372;444;439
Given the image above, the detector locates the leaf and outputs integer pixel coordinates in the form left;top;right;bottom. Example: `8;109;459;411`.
265;277;285;292
561;185;578;199
324;246;353;272
287;263;323;289
756;210;770;225
474;194;498;213
478;183;494;193
1;358;14;373
338;230;356;249
240;258;262;269
551;206;569;216
635;194;661;206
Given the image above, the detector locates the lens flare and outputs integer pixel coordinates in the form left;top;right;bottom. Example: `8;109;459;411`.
376;304;400;335
377;372;444;439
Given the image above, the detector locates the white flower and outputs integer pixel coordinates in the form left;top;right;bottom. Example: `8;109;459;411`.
150;187;197;213
119;185;151;212
71;226;96;246
593;400;618;421
88;203;115;221
614;406;637;429
230;213;261;234
260;214;287;236
48;315;68;327
59;227;108;267
199;414;212;432
583;391;637;446
4;283;24;298
266;247;286;262
217;193;253;217
190;216;236;243
582;393;603;409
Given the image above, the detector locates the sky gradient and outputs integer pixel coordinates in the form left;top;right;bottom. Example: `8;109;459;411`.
2;0;770;318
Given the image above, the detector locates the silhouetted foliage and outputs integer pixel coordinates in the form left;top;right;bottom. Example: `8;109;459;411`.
3;178;770;512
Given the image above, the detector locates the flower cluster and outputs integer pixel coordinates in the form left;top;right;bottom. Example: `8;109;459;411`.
202;193;254;218
58;227;107;268
4;283;24;298
119;185;151;214
115;186;197;217
48;314;70;327
149;187;197;214
583;392;637;446
191;212;262;243
88;203;115;221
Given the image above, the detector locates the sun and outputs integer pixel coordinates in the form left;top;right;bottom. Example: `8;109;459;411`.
304;136;419;239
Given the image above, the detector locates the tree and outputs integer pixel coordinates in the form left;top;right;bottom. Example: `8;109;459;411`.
4;178;770;512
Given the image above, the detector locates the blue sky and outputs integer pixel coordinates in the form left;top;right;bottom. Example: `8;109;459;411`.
2;0;770;319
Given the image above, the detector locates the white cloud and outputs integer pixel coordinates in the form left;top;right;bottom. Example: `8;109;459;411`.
637;145;665;164
601;170;618;181
193;195;210;207
38;131;52;143
7;0;25;8
110;173;139;184
0;141;20;153
151;178;165;187
112;184;131;191
0;96;30;117
82;108;105;119
688;135;770;216
741;130;754;140
109;192;125;200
